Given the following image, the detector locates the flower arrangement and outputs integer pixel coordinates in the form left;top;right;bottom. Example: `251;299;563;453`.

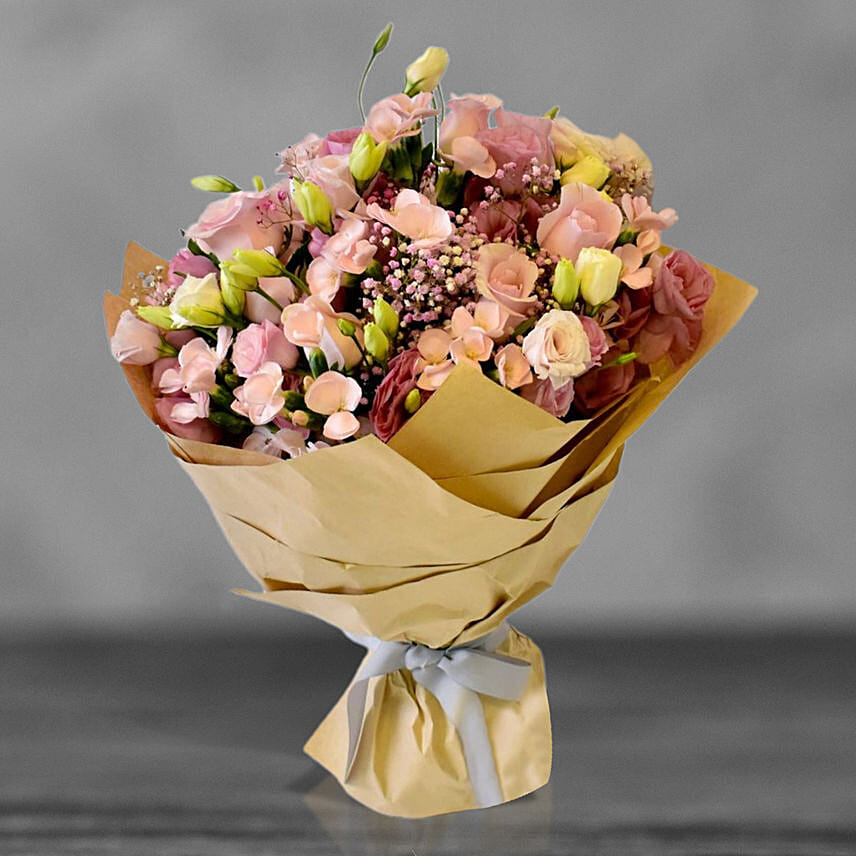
110;33;709;453
106;27;755;818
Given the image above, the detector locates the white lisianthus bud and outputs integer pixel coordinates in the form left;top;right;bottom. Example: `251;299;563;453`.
404;46;449;95
169;272;228;327
576;247;622;306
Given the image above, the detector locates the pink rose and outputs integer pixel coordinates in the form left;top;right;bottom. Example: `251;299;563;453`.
321;218;377;274
635;314;703;367
232;320;299;378
475;109;553;193
536;182;622;261
573;346;637;416
167;248;217;285
369;349;426;443
366;189;453;250
185;189;285;260
519;378;575;419
475;242;539;318
154;395;220;443
231;362;286;425
110;310;162;365
652;250;714;321
365;93;437;144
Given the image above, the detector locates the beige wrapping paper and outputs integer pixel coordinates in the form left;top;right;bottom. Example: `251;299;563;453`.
105;241;756;817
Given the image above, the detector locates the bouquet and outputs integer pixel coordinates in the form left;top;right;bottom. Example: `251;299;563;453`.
105;29;756;817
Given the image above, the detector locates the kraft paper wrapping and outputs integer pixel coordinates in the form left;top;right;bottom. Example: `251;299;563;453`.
105;241;756;817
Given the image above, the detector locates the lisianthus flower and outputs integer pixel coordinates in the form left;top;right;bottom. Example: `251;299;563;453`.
110;310;163;365
522;309;592;389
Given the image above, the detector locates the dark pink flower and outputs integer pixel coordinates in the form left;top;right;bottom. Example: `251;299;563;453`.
369;349;427;442
652;250;714;321
519;377;575;419
573;347;637;415
319;128;362;156
635;314;703;366
475;109;553;194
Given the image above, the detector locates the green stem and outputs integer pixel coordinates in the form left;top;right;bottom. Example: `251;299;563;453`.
254;284;284;311
358;52;379;122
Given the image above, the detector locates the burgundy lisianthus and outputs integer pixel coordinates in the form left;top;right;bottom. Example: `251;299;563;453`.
573;347;637;415
613;285;653;340
369;349;427;442
653;250;714;321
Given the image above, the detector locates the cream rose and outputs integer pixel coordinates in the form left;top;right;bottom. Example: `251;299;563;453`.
522;309;592;389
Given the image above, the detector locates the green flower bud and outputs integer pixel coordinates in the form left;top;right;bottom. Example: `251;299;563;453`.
232;248;288;278
373;296;399;338
404;46;449;95
337;318;356;338
220;280;245;317
209;411;250;434
560;155;610;189
190;175;241;193
363;322;390;362
576;247;623;306
551;258;580;309
209;384;234;410
404;388;422;414
373;22;393;54
224;373;242;389
219;260;258;292
307;347;328;378
135;305;176;330
292;180;334;235
252;175;265;192
543;105;560;120
349;131;388;184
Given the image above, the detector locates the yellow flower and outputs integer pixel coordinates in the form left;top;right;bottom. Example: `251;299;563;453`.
576;248;622;306
404;46;449;95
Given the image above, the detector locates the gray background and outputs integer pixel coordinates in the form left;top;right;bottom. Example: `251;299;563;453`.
1;0;853;636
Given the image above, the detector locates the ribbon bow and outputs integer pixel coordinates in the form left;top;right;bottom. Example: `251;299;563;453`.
343;622;531;808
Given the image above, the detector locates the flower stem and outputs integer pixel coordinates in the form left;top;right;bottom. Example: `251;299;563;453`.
254;284;284;311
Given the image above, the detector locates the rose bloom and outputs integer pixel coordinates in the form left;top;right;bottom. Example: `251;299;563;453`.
154;395;221;443
536;182;622;261
365;189;452;250
522;309;592;389
652;250;714;321
369;349;426;442
167;248;217;286
185;189;284;260
232;320;299;378
519;378;576;419
475;242;539;318
475;109;553;194
364;92;437;144
110;310;162;365
573;346;637;416
231;362;286;425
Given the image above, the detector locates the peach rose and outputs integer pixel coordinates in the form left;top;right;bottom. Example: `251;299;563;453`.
365;189;452;250
475;242;539;318
536;182;622;261
522;309;592;389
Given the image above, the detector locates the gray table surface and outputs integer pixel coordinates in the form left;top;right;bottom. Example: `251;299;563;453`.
2;630;855;855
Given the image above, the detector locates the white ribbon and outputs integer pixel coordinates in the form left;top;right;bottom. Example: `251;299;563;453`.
342;622;531;808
